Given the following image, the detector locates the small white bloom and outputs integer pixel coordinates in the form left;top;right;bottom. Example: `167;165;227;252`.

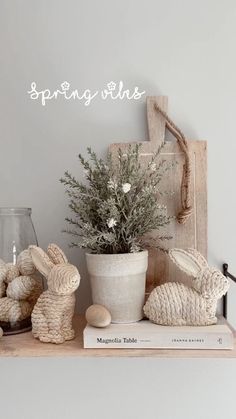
122;183;131;193
107;218;117;228
107;179;117;190
150;163;157;172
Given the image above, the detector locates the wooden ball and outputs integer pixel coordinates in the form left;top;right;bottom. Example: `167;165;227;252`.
17;249;35;276
6;276;37;300
85;304;111;328
5;263;20;284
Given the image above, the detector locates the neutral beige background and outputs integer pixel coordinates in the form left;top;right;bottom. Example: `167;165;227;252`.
1;1;236;418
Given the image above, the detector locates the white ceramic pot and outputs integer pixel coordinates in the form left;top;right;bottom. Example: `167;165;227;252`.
86;251;148;323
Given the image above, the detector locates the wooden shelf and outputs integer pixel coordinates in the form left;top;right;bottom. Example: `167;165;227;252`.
0;315;235;358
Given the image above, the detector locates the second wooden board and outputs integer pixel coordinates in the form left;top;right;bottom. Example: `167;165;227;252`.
109;96;207;294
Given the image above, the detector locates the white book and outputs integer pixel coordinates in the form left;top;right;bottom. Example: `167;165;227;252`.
83;317;234;350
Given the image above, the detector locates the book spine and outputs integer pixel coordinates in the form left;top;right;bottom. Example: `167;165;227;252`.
83;332;234;349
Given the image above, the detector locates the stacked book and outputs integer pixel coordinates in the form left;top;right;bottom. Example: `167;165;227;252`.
83;317;234;349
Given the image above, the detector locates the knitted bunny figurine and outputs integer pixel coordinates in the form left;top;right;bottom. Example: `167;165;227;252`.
144;248;230;326
29;244;80;344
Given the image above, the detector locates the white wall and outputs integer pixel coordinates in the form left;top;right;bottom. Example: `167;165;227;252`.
1;1;236;418
1;358;236;419
0;358;236;419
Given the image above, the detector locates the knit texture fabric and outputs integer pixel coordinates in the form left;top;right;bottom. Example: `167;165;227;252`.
30;245;80;344
144;248;230;326
143;282;217;326
32;291;76;344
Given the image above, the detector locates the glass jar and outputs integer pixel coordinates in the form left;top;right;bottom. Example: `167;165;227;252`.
0;208;40;335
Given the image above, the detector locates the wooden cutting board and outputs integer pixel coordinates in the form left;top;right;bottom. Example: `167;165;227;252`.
109;96;207;294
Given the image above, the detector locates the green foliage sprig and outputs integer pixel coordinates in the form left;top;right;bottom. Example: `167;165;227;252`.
60;145;173;254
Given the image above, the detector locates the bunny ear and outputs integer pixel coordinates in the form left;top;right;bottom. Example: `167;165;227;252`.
185;248;208;268
29;245;54;278
169;248;204;278
47;243;68;264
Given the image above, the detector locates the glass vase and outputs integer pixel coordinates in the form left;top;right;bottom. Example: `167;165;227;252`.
0;208;39;335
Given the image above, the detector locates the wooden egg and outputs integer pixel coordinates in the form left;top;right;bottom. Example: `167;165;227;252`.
17;249;36;276
5;263;20;284
85;304;111;328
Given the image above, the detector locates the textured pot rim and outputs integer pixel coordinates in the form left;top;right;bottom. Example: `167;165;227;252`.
86;250;148;258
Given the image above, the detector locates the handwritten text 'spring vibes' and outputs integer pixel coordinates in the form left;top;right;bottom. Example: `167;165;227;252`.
28;81;146;106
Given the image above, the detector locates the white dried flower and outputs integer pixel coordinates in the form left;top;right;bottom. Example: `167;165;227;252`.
107;180;117;190
122;183;131;193
107;218;117;228
150;163;157;172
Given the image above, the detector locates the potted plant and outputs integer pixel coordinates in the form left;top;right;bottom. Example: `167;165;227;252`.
61;145;171;323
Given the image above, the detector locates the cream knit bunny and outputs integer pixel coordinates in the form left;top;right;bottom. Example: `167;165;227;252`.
29;244;80;344
144;248;230;326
